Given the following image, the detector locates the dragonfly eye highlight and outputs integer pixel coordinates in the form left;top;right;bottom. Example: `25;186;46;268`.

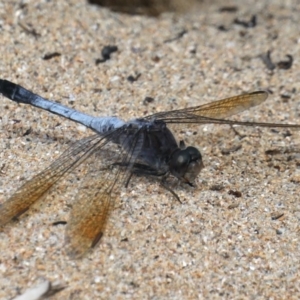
169;146;204;183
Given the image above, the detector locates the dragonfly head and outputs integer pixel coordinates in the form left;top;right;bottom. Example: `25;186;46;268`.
169;144;204;184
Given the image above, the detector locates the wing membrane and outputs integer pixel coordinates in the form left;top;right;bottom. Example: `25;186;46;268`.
0;131;122;227
1;114;145;258
0;136;98;226
65;127;145;258
147;91;268;122
146;91;300;128
64;157;119;258
183;91;268;119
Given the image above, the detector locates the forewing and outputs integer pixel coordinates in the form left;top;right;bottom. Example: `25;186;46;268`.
147;91;300;128
185;91;268;119
0;134;111;227
147;91;268;123
65;127;145;258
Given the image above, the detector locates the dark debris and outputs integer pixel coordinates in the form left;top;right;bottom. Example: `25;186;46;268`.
228;190;242;198
127;73;141;83
43;52;62;60
260;51;293;70
95;45;118;64
219;6;238;13
233;15;256;28
277;55;293;70
143;96;155;105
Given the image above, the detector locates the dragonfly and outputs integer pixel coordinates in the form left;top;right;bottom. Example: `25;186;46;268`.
0;79;300;258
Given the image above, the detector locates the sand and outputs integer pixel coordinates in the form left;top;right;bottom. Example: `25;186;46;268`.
0;0;300;299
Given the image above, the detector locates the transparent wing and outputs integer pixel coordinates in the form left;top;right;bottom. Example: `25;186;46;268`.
64;158;118;258
65;127;145;258
0;134;106;227
146;91;300;128
0;122;144;258
185;91;269;119
183;91;269;119
146;91;268;122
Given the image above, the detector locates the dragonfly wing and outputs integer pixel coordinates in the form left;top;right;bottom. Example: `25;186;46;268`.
147;91;300;128
0;133;114;227
65;127;145;258
147;91;268;123
64;156;119;258
185;91;268;119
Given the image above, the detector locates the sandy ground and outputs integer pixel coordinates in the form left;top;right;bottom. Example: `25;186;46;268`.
0;0;300;299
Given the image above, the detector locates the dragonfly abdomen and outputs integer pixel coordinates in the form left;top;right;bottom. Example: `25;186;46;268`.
0;79;125;134
89;117;125;134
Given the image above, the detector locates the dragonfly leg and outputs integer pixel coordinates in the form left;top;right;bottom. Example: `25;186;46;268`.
160;176;182;204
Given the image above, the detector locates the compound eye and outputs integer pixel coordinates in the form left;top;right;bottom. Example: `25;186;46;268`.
174;151;190;169
169;147;203;183
185;146;202;162
168;150;189;178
